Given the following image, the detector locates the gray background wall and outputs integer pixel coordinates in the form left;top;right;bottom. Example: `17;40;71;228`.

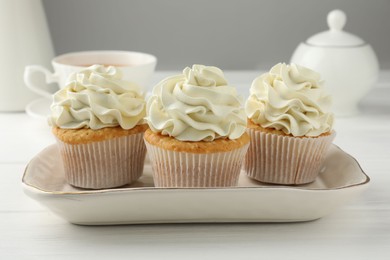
42;0;390;70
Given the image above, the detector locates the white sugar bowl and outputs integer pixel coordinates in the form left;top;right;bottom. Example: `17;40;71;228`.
291;9;379;116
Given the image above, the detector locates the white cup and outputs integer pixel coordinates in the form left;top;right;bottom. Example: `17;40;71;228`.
24;50;157;99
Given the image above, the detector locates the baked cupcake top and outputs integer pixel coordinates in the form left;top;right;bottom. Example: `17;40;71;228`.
146;64;247;141
246;63;334;137
49;65;146;130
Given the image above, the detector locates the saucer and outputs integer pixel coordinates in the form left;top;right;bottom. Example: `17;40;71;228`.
25;98;51;120
22;144;370;225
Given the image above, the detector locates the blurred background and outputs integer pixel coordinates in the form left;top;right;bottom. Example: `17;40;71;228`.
42;0;390;71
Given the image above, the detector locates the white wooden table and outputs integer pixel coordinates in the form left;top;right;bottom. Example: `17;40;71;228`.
1;71;389;260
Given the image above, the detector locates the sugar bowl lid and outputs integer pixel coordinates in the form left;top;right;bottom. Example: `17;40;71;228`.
306;9;365;47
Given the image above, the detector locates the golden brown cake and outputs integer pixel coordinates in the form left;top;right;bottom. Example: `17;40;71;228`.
144;128;249;153
246;119;332;138
53;124;148;144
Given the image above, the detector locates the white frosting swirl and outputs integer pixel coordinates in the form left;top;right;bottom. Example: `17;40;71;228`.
245;63;334;137
146;64;247;141
49;65;146;130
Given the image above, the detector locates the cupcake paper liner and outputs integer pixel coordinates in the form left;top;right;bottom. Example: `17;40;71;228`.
145;141;249;188
244;129;336;185
56;132;146;189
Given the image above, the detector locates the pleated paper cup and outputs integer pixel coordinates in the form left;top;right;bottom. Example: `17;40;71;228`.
56;132;146;189
144;141;249;188
244;128;336;185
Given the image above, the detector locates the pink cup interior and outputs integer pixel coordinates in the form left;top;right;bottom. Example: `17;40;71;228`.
54;51;156;68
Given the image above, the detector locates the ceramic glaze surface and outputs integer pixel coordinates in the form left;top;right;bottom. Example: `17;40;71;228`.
291;10;379;116
22;144;369;225
0;0;54;111
291;44;379;116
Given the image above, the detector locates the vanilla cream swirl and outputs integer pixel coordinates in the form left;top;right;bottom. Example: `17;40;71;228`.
49;65;146;130
146;64;246;141
246;63;334;137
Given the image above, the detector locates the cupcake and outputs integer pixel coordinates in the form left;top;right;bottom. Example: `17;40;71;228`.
244;63;335;185
49;65;148;189
144;64;249;188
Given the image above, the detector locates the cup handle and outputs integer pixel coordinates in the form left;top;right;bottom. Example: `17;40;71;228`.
24;65;59;99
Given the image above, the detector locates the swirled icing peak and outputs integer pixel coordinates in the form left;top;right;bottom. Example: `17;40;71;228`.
245;63;334;137
146;64;247;141
49;65;146;130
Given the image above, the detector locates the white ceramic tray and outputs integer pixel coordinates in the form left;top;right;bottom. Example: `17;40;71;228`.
22;144;369;225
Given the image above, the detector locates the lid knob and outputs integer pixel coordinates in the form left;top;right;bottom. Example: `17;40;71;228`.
305;9;365;46
327;9;347;31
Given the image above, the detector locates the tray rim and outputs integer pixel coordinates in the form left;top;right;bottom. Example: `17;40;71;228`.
22;144;370;196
